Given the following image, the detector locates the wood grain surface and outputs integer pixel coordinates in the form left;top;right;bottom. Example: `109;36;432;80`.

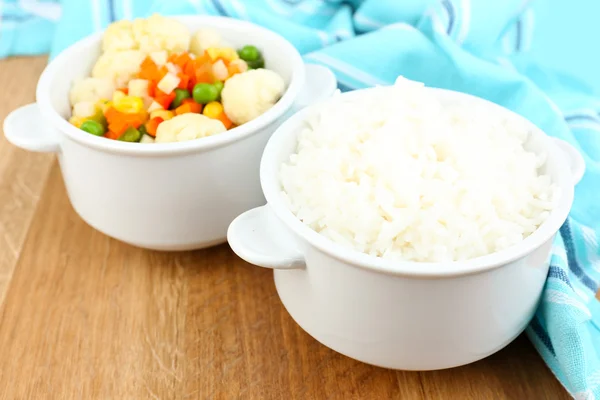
0;56;581;400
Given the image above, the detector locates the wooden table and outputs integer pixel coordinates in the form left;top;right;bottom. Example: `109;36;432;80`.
0;56;573;400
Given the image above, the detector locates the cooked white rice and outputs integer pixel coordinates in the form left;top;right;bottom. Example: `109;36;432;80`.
279;77;560;263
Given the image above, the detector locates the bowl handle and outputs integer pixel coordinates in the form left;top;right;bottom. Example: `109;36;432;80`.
552;138;585;185
291;63;337;112
3;103;61;153
228;205;306;270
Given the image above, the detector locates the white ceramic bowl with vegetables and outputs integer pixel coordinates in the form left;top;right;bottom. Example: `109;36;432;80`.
228;78;585;370
3;15;336;250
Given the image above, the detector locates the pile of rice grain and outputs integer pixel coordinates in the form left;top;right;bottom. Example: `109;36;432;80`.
279;77;560;263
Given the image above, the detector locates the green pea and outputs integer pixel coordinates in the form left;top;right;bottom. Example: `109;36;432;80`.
89;108;107;128
171;88;191;109
193;83;219;104
138;124;148;137
238;45;261;62
246;56;265;70
80;120;105;136
118;126;142;142
214;81;224;99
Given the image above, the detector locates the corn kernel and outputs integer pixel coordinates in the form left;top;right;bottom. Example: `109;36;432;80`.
98;100;112;113
112;90;126;104
206;47;239;62
203;101;223;119
114;95;145;114
206;48;219;61
69;116;87;128
222;48;239;61
150;109;174;121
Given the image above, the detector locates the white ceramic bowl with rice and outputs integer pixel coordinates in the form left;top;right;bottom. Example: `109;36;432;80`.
228;78;585;370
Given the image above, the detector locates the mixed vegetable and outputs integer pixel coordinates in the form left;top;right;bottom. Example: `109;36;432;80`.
68;14;285;143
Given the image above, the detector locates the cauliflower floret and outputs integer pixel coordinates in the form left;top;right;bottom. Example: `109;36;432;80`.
132;14;190;53
155;113;226;143
72;101;97;118
102;20;136;52
221;69;285;125
102;15;190;53
189;28;222;56
91;50;145;88
69;77;115;106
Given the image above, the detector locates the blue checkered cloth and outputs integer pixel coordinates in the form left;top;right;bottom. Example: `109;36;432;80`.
2;1;599;396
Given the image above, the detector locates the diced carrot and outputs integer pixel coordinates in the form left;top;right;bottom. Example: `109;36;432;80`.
138;57;160;81
187;77;197;92
158;66;169;80
194;57;210;69
109;120;140;136
218;112;233;129
105;107;146;124
228;61;247;77
169;52;192;69
227;64;239;76
140;56;156;70
145;117;163;137
181;98;196;105
175;101;202;115
104;106;120;120
174;104;189;115
148;80;158;97
105;130;121;140
179;53;192;67
118;87;129;95
154;89;176;109
108;119;129;135
105;105;148;136
194;52;211;64
195;62;214;84
128;116;145;128
141;64;169;83
129;112;147;126
177;73;190;90
184;60;196;79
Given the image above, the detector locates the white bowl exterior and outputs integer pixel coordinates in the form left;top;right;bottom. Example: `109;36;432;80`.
273;232;553;370
31;16;318;250
59;123;278;250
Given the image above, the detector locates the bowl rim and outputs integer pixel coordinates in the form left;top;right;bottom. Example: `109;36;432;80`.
261;87;575;278
35;15;305;157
